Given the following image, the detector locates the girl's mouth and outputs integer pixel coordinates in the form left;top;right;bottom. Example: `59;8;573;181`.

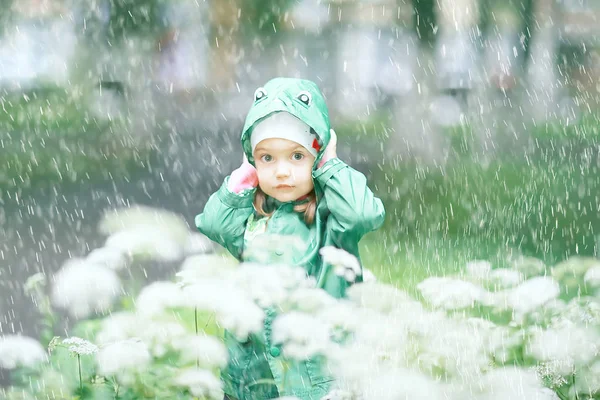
275;184;294;189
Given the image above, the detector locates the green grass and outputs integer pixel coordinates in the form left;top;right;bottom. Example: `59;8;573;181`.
0;85;153;187
352;110;600;291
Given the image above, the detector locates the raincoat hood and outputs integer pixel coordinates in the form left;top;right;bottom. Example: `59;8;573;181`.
241;77;331;169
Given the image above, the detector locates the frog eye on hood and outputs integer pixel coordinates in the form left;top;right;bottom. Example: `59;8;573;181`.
297;91;312;106
254;87;267;102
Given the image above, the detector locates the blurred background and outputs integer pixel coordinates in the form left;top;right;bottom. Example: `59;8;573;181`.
2;0;600;380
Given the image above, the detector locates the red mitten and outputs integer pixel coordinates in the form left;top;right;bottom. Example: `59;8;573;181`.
318;129;338;168
227;156;258;193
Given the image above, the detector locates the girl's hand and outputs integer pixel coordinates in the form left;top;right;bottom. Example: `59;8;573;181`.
228;154;259;193
318;129;338;168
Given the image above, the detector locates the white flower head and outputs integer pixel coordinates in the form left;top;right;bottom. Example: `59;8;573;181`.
0;335;47;369
184;232;215;256
105;227;184;263
136;281;184;316
272;311;331;360
99;205;189;244
181;280;265;341
584;266;600;289
174;368;222;399
96;311;143;345
177;254;238;285
487;268;525;289
51;258;122;319
508;255;547;278
139;320;188;357
417;277;488;310
96;338;151;379
320;247;361;283
235;263;313;308
172;335;228;368
572;359;600;396
62;337;98;355
468;366;559;400
491;276;560;319
361;369;449;400
282;287;336;314
86;247;129;271
347;282;414;314
525;325;599;375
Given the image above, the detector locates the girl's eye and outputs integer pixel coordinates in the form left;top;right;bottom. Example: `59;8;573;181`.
261;154;273;162
292;153;304;161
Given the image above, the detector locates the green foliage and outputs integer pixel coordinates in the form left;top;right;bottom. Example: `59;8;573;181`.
0;85;151;188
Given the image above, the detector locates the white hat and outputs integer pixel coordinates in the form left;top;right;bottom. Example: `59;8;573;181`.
251;112;320;158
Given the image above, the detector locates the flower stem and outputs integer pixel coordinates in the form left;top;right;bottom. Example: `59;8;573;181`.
78;354;82;392
195;307;199;368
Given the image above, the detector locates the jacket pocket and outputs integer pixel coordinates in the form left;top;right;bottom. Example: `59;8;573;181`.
305;356;334;386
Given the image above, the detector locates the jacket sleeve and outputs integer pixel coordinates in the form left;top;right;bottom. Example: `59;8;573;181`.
313;158;385;244
195;177;255;260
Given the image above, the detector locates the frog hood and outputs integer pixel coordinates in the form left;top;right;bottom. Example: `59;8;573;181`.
241;77;331;169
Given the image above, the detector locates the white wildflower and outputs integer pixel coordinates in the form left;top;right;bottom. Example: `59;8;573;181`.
362;267;377;283
234;264;310;308
418;322;492;379
177;254;237;284
491;276;560;319
417;277;488;310
0;335;47;369
466;366;559;400
172;335;228;368
136;281;184;316
347;282;414;314
86;247;128;271
272;312;331;360
99;205;189;244
509;255;547;277
561;296;600;326
139;320;187;357
96;339;151;378
584;266;600;289
184;232;214;256
465;260;492;279
105;227;183;262
316;302;363;341
51;258;121;319
487;268;524;289
524;299;567;327
320;247;361;283
353;313;410;363
525;325;599;375
182;281;265;341
174;368;222;399
535;361;570;388
572;359;600;395
62;337;98;355
361;369;450;400
96;311;142;344
281;287;335;314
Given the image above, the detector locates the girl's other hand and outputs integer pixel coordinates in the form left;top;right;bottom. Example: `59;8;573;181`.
228;154;259;193
318;129;338;168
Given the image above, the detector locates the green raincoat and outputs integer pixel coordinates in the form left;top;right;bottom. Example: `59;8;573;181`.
195;77;385;400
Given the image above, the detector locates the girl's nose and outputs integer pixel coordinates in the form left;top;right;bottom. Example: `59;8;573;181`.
275;163;291;178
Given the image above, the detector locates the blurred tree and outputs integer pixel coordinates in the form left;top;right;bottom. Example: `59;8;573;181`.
412;0;437;45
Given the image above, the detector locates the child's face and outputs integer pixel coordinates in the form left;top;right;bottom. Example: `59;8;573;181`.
253;138;315;203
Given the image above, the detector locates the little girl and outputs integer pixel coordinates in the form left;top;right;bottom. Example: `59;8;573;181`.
195;77;385;400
